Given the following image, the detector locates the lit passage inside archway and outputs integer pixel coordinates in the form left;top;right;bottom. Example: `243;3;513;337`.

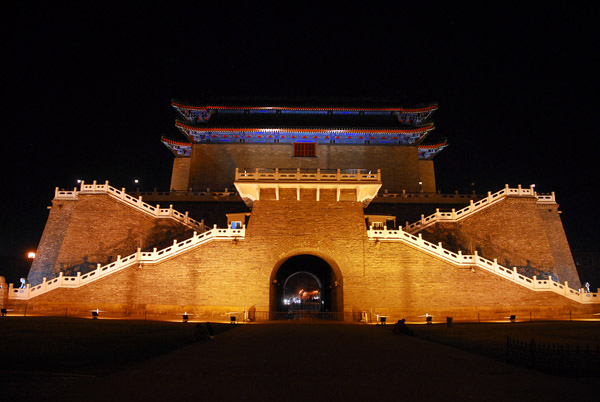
283;271;322;311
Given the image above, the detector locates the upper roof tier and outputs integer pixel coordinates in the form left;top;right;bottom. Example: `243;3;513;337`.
172;99;438;128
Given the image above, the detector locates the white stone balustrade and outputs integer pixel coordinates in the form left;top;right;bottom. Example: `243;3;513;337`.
9;226;245;301
405;184;556;232
54;180;205;231
368;226;598;304
235;168;381;182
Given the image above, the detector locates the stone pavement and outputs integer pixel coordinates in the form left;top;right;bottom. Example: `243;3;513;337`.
24;323;600;401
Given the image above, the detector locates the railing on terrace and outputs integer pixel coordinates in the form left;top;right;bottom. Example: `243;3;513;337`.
367;226;598;305
404;184;556;233
378;190;481;200
235;168;381;182
54;180;207;231
131;189;239;198
8;226;245;301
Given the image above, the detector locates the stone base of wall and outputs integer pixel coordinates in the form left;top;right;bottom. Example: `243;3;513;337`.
7;299;598;324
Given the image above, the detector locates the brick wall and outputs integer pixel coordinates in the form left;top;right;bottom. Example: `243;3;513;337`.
419;196;581;288
537;203;579;287
21;192;597;321
27;199;76;285
188;143;425;193
417;160;436;193
27;194;192;286
170;157;191;191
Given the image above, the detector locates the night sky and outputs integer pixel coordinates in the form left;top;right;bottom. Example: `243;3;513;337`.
3;3;599;266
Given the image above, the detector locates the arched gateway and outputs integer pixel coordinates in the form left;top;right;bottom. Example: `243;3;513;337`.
270;255;343;320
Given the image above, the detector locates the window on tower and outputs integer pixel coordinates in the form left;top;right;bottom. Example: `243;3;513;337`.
293;143;316;157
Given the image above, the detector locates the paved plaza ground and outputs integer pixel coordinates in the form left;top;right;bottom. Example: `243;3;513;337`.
1;318;598;401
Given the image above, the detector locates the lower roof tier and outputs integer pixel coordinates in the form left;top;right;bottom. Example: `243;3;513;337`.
161;136;447;160
175;121;435;146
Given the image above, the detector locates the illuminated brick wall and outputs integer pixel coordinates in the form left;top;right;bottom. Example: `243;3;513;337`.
186;143;428;193
21;191;596;320
418;196;580;288
169;157;191;191
27;194;192;286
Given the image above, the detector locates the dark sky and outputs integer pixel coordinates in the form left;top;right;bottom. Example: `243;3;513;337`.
3;2;599;261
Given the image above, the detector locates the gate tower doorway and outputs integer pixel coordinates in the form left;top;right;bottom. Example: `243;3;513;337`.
271;254;342;320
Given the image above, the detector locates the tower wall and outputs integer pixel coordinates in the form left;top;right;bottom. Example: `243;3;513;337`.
27;194;192;286
27;199;77;286
19;190;597;320
170;157;191;191
537;203;579;287
418;160;436;193
419;196;581;288
188;143;426;193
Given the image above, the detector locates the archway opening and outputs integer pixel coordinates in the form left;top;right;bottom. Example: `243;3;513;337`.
271;254;342;319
